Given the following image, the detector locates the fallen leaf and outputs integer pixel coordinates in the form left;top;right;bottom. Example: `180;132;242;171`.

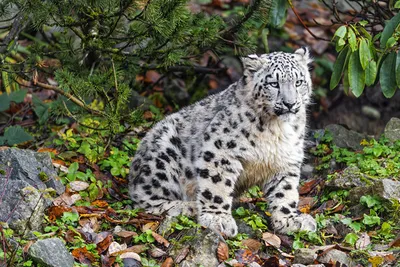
91;200;109;208
151;232;170;247
149;247;167;258
37;148;58;154
72;247;96;264
22;240;34;254
355;232;371;250
69;181;89;192
262;232;281;248
263;256;280;267
109;241;127;255
47;206;72;222
368;256;384;267
241;239;262;252
53;192;81;206
389;235;400;247
217;241;229;262
96;234;113;254
299;179;321;195
101;254;114;267
161;257;174;267
235;249;263;265
114;230;138;238
175;245;190;263
142;221;159;232
120;252;141;261
120;245;148;254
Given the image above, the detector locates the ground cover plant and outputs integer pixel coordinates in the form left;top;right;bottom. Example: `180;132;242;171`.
1;0;400;266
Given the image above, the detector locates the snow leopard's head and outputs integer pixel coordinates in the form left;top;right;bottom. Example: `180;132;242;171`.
241;47;312;118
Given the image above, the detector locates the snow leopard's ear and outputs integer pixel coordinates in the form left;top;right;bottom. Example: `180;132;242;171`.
294;47;312;66
241;54;263;77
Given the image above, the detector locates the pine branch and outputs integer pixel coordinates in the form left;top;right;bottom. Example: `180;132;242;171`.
144;64;226;74
220;0;261;38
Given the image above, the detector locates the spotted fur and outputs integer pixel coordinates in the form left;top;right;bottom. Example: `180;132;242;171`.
128;48;317;237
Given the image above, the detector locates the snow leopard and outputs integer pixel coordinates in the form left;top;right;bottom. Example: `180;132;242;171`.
128;47;317;237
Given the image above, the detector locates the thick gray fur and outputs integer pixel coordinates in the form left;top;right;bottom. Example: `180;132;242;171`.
128;48;317;237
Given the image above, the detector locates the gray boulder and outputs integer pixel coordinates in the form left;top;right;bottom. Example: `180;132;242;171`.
0;148;64;233
317;249;352;266
293;248;317;265
384;117;400;142
28;238;74;267
325;124;367;150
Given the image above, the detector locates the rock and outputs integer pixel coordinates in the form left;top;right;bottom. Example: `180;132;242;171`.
325;124;367;150
361;106;381;120
28;238;74;267
384;117;400;142
0;148;64;233
293;248;317;265
374;178;400;200
301;164;314;179
326;167;400;203
317;249;351;266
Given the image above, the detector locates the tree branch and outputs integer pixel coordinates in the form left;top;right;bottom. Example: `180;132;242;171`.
288;0;331;42
16;77;106;116
0;13;29;54
220;0;261;38
144;64;226;75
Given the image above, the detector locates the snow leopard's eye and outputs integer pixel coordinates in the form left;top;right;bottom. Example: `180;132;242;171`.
268;82;279;88
295;80;304;87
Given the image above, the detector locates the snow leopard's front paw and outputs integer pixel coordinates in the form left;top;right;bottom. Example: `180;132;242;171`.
198;212;238;237
272;213;317;234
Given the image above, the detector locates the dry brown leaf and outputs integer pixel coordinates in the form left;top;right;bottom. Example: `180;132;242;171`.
151;232;170;247
217;241;229;262
262;232;281;248
389;235;400;247
22;240;34;254
72;247;96;264
47;206;72;222
161;257;174;267
241;239;262;252
174;245;190;264
299;179;321;195
263;256;280;267
142;221;159;232
37;148;58;154
96;234;113;254
235;249;263;265
53;192;82;206
115;230;138;238
149;247;167;258
121;245;148;254
91;200;109;208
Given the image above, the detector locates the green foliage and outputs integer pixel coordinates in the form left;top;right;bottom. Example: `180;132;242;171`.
312;132;400;178
0;0;273;133
233;206;268;231
170;215;200;231
330;10;400;97
98;147;131;178
0;125;33;146
0;89;26;112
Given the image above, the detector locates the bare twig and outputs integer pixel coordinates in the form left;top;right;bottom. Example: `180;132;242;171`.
288;0;331;42
16;77;106;116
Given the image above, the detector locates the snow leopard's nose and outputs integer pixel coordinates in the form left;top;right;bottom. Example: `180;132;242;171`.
283;101;295;110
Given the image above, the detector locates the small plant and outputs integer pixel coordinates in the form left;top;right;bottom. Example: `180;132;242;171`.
233;207;268;231
98;147;131;178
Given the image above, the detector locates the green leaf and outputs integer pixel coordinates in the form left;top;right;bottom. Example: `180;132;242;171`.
365;60;377;86
330;45;350;90
359;38;370;70
344;233;358;246
268;0;289;28
32;96;50;124
380;13;400;49
347;27;357;52
348;50;365;97
396;52;400;87
0;125;33;146
380;52;398;98
363;213;381;226
395;0;400;8
334;25;347;39
0;90;27;112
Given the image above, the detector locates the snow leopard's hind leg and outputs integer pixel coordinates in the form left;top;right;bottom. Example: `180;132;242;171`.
264;171;316;233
